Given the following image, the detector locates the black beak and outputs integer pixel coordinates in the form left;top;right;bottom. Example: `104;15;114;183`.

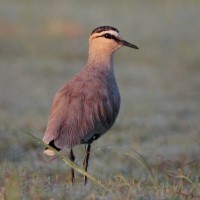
120;39;139;49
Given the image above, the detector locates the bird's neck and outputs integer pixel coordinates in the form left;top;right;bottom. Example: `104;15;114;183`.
87;48;114;71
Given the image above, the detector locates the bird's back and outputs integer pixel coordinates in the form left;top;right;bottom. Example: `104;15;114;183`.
43;67;120;150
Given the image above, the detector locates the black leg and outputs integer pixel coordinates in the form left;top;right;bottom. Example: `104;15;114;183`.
69;148;75;185
83;144;91;185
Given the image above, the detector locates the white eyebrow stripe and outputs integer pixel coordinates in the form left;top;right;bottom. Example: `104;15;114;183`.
92;30;121;38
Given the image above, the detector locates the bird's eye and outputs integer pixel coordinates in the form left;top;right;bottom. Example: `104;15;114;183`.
103;34;111;39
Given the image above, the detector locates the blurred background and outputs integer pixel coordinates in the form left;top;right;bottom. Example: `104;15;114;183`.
0;0;200;198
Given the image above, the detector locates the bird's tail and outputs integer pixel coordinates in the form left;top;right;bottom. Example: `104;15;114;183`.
44;149;56;156
43;140;61;156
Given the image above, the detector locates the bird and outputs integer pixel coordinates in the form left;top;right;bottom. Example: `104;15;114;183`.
43;25;138;184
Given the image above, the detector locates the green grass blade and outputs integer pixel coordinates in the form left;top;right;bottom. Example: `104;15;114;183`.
126;149;158;191
21;128;110;193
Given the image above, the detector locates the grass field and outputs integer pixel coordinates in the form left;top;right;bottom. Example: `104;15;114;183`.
0;0;200;199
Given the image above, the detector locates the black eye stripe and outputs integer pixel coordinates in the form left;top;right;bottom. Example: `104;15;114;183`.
103;33;119;41
103;33;112;39
95;33;120;43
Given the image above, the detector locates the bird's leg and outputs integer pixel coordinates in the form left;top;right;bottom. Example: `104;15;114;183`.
83;144;91;185
69;148;75;185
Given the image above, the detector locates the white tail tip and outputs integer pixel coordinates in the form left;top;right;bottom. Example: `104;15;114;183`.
44;149;56;156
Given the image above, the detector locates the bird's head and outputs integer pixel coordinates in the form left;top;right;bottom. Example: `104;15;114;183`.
89;26;139;54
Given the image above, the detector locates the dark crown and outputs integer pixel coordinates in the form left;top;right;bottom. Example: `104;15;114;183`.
91;26;119;35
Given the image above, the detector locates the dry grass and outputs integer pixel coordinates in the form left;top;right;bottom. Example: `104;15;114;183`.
0;0;200;199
